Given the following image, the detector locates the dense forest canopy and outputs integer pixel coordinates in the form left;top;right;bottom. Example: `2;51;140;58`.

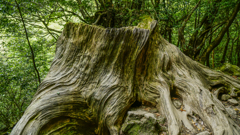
0;0;240;134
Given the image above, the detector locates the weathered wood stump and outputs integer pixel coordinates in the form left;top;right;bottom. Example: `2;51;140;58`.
11;17;240;135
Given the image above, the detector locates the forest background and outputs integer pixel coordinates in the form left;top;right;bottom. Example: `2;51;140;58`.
0;0;240;133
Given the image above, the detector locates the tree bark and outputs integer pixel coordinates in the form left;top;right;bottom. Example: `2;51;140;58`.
237;39;240;67
229;39;234;64
221;30;230;64
11;17;240;135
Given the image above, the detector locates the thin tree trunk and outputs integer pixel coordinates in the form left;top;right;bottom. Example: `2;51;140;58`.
15;0;41;84
229;39;234;64
168;25;172;43
178;0;201;50
206;28;213;67
221;30;230;64
212;50;214;68
237;39;240;66
188;0;222;58
76;0;88;18
200;1;240;63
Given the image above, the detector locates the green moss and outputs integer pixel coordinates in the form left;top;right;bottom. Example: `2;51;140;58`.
129;124;141;135
220;63;240;77
137;15;155;30
124;122;141;135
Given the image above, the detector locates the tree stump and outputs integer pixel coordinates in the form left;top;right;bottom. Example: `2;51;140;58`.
11;17;240;135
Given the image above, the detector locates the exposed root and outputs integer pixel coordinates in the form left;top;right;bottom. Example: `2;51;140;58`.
11;18;240;135
136;24;240;135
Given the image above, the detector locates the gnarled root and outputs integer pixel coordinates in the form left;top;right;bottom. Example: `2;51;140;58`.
11;19;240;135
136;28;240;135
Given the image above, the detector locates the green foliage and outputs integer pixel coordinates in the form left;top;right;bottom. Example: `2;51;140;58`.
0;28;56;133
0;0;240;133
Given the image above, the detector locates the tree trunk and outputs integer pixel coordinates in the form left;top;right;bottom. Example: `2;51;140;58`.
178;0;201;50
187;0;222;58
11;18;240;135
237;39;240;67
212;50;214;68
221;30;230;64
229;39;234;64
200;1;240;63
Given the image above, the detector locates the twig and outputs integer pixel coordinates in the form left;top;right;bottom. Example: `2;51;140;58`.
14;0;41;84
56;2;87;23
93;12;104;25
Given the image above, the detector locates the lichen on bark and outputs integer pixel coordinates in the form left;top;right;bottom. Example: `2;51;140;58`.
11;17;240;135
